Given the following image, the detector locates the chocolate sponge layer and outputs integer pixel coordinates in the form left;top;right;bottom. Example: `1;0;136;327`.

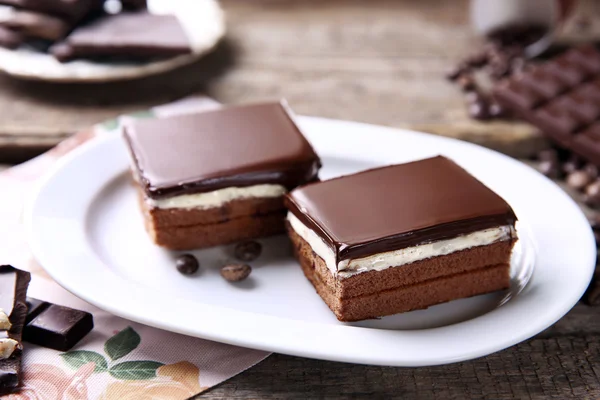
138;192;286;250
288;226;512;322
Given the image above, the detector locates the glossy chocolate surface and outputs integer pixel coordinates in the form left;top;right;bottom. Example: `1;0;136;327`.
51;12;192;62
286;156;517;262
124;101;321;199
23;303;93;351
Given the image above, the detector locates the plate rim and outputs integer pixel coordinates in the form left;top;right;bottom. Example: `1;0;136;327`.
24;116;597;366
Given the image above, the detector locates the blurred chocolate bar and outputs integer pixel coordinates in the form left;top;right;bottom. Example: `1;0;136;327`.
0;0;103;22
50;12;193;62
0;265;31;396
494;45;600;165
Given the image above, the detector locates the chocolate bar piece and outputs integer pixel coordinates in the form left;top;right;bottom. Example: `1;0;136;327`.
23;299;93;351
493;45;600;165
0;0;103;22
50;12;193;62
0;6;70;40
0;265;31;395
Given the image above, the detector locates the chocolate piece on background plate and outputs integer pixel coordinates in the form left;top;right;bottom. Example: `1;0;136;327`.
50;12;193;62
285;156;517;322
493;45;600;163
0;25;22;48
23;300;93;351
0;0;103;22
0;6;70;40
0;265;31;396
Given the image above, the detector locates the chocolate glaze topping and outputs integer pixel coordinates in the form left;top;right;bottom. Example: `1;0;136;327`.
285;156;517;263
124;101;321;199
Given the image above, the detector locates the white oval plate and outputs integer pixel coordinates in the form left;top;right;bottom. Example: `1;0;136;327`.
0;0;225;82
26;117;595;366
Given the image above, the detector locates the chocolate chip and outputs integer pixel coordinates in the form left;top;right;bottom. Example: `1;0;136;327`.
539;160;562;179
584;180;600;207
566;170;592;190
457;74;476;92
220;264;252;282
537;149;559;162
584;164;599;180
175;254;199;275
234;241;262;262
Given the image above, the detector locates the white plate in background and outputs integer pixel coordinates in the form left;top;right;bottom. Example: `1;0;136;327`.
0;0;225;82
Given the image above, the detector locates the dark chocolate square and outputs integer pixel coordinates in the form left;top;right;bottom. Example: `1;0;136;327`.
23;304;93;351
124;101;321;199
286;156;516;262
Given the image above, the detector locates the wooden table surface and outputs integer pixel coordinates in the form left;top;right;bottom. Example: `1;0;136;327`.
1;0;599;398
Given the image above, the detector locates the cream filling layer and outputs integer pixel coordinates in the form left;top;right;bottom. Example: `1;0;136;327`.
147;184;287;210
287;212;514;279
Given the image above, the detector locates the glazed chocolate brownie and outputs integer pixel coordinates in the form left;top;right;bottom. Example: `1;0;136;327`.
285;156;517;322
124;101;321;250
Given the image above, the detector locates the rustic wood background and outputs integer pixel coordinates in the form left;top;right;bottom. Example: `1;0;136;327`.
1;0;599;398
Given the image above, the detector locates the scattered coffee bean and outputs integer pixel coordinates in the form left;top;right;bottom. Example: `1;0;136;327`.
488;102;505;118
465;90;483;103
457;74;476;92
537;149;559;162
584;164;599;180
175;254;199;275
562;155;583;174
220;264;252;282
234;241;262;262
466;52;488;68
445;64;467;81
539;160;562;179
566;170;592;190
584;180;600;207
468;98;491;120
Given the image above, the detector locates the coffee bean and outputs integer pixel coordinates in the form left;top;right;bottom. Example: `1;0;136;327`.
234;241;262;262
566;170;592;190
175;254;199;275
465;90;483;104
488;102;505;118
537;149;559;162
584;164;599;180
539;160;562;179
457;74;476;92
584;180;600;207
562;155;583;174
468;99;491;120
446;64;466;81
466;52;488;68
220;264;252;282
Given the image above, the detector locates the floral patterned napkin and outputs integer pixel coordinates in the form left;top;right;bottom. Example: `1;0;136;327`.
0;96;271;400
